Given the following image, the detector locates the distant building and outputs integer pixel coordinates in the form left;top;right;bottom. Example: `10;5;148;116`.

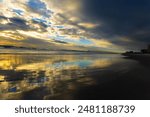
124;45;150;54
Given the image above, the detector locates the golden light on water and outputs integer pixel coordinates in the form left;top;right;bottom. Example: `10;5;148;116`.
0;54;122;99
0;75;5;81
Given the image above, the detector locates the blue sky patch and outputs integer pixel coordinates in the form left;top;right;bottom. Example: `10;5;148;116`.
79;38;93;45
12;9;24;16
28;0;52;18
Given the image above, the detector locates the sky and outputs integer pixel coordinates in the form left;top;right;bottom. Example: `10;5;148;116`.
0;0;150;52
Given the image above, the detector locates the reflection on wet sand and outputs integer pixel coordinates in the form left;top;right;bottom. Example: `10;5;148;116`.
0;54;132;99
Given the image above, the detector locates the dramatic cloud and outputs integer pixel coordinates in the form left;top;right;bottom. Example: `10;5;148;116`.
1;0;149;52
28;0;52;18
82;0;150;50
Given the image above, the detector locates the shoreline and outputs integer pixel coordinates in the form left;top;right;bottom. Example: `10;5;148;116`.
0;53;119;55
122;53;150;65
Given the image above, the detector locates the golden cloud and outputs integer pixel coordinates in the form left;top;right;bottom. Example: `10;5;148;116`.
78;22;99;29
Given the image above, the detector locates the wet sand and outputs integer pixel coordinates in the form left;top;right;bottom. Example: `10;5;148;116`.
0;54;150;100
46;63;150;100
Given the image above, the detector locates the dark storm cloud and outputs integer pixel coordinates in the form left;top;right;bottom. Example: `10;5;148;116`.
0;16;47;32
32;20;47;28
0;15;7;20
53;40;68;44
83;0;150;45
9;17;27;27
0;17;29;31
